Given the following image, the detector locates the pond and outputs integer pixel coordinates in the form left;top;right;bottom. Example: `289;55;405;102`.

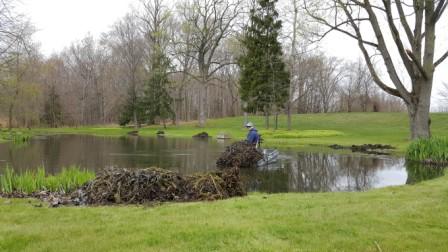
0;135;444;193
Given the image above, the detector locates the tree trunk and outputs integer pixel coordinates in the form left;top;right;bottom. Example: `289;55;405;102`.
8;103;13;131
274;111;279;130
407;102;431;139
198;84;207;127
264;111;270;129
133;109;138;129
287;101;292;130
407;80;432;139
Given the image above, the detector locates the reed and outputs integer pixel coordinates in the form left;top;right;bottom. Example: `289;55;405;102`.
0;165;95;194
406;137;448;164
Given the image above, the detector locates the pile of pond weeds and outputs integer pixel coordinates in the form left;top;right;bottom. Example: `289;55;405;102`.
71;167;245;205
329;144;395;155
193;132;210;138
1;167;245;207
216;141;263;169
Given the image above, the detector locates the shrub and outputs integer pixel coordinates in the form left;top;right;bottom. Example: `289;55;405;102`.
406;137;448;164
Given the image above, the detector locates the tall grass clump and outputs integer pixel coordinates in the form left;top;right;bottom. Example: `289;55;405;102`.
0;165;95;194
406;137;448;164
0;130;32;144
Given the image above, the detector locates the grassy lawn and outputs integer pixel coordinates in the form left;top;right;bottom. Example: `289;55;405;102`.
30;112;448;152
2;112;448;251
1;174;447;251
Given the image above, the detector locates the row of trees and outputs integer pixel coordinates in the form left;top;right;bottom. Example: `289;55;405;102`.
0;0;445;139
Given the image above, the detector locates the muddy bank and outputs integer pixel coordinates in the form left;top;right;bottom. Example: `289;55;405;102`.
329;144;395;155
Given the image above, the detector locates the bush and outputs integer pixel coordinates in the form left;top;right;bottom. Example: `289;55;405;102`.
406;137;448;164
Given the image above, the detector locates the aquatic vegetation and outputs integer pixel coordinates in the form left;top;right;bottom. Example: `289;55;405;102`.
216;141;263;169
0;130;32;144
406;137;448;164
0;166;95;194
75;167;244;205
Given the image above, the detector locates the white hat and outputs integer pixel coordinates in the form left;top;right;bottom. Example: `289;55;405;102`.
245;122;254;128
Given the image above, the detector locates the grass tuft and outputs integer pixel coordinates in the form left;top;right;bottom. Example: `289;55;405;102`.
0;165;95;194
406;137;448;164
0;130;32;144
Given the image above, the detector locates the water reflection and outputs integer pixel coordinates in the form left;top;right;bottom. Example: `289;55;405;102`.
245;153;408;192
0;135;226;174
0;135;444;193
405;161;445;184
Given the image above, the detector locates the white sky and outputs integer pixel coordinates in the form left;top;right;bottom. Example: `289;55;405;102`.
17;0;447;109
18;0;136;56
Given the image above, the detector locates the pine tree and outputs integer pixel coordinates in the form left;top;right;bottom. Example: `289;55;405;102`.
141;51;174;128
238;0;289;129
42;85;63;128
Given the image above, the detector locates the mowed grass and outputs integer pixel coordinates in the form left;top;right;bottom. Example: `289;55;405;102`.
31;112;448;152
1;174;448;251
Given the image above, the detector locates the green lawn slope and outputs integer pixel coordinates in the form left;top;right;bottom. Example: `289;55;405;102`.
31;112;448;152
1;174;447;251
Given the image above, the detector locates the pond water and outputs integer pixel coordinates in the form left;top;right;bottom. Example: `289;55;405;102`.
0;135;444;193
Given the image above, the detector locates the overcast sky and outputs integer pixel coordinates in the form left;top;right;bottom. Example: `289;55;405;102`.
17;0;447;109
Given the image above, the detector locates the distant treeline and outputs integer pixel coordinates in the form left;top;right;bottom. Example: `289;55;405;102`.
0;0;405;129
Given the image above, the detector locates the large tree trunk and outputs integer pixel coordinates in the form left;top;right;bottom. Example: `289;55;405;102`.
198;83;208;127
133;109;138;129
407;79;432;139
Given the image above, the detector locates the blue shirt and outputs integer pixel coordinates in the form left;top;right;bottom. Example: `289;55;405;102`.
246;128;259;145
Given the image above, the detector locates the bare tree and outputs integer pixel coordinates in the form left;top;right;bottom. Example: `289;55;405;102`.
304;0;448;139
282;0;319;129
65;35;110;124
0;0;31;64
315;56;343;113
109;12;145;128
177;0;242;127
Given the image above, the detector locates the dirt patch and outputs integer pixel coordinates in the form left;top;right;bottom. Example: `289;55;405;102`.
216;141;263;169
329;144;395;155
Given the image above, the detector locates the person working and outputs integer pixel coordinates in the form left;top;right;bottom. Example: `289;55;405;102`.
245;122;260;147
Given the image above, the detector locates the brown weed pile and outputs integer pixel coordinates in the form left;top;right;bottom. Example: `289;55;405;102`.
72;167;245;205
216;141;263;169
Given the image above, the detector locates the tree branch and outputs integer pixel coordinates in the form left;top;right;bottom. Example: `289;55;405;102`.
435;50;448;67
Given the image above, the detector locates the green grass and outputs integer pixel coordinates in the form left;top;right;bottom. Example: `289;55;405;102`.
0;174;447;251
0;166;95;194
0;130;32;144
406;137;448;163
30;112;448;152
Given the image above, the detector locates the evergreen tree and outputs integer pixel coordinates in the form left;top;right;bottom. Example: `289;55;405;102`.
42;85;63;128
141;51;174;128
118;91;144;127
238;0;289;129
